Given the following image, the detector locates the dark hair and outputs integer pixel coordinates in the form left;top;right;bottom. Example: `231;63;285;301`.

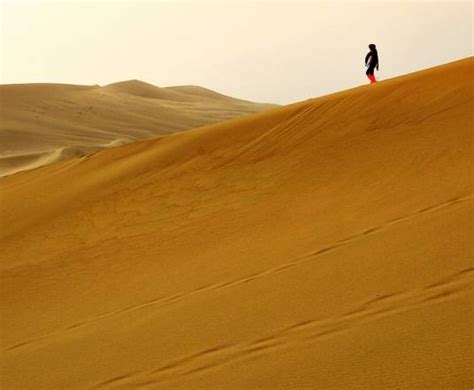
369;44;376;50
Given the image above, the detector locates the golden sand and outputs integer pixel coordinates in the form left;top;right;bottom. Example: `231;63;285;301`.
0;81;275;176
1;58;473;389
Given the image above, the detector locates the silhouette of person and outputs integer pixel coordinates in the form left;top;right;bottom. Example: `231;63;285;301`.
365;44;379;84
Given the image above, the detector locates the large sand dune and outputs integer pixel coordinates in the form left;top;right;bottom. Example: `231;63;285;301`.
0;57;473;389
0;81;275;176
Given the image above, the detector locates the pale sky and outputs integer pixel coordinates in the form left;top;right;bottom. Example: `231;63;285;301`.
1;0;472;104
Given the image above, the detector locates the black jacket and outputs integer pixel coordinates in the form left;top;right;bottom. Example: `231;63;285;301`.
365;49;379;69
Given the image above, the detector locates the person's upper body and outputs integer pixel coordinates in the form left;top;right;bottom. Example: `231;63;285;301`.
365;44;379;70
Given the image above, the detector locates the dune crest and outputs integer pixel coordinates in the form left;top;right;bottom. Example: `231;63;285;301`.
0;58;473;389
0;139;135;177
102;80;200;102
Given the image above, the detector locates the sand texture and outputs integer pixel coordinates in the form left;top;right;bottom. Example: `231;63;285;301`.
0;58;473;389
0;81;276;176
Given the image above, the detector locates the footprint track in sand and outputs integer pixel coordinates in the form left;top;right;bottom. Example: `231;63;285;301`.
93;266;474;388
5;195;473;353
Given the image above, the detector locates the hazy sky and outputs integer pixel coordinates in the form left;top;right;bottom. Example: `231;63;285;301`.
1;0;472;104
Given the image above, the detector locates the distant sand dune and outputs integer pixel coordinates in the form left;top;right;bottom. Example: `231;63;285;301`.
0;81;276;177
102;80;207;102
0;58;472;389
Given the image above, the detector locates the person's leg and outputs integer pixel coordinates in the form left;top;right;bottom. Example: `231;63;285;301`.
366;69;373;83
366;67;377;83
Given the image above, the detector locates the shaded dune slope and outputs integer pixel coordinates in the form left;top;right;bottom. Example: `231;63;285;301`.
0;81;276;176
0;58;473;389
165;85;252;102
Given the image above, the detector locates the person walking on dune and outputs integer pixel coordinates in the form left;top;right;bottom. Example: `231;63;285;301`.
365;44;379;84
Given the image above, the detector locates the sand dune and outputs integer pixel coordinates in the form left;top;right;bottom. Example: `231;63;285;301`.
0;81;275;176
0;57;473;389
0;143;115;177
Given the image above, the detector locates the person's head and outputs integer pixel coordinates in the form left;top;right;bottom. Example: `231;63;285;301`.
369;44;376;51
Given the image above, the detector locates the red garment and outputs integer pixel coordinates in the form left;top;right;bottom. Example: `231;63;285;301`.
367;74;377;84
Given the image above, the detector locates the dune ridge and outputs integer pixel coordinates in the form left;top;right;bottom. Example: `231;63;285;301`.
0;81;276;176
0;57;473;389
0;139;137;177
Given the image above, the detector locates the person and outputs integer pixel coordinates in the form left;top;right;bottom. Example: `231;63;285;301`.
365;44;379;84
